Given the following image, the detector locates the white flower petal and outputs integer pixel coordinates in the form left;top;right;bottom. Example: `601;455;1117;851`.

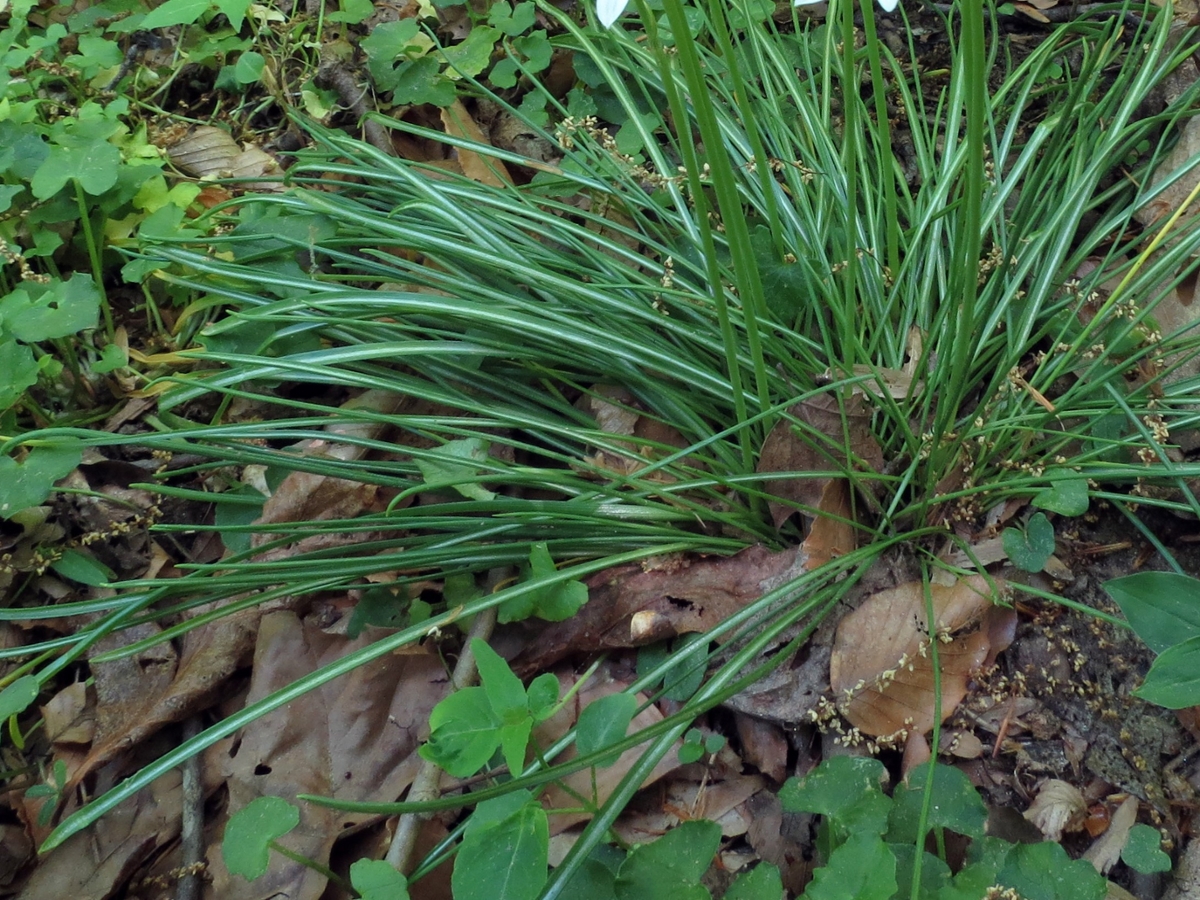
876;0;900;11
597;0;630;27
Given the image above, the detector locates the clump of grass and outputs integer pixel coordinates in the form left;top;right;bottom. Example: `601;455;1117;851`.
19;0;1200;884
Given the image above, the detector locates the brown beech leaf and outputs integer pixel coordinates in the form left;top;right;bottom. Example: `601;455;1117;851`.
440;99;510;187
757;392;883;529
512;546;800;675
205;611;450;900
799;478;856;570
830;575;1010;738
168;126;283;192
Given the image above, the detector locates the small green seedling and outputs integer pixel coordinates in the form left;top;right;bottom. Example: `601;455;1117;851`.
678;727;725;764
222;796;361;892
780;757;1107;900
25;759;68;828
1105;572;1200;709
419;638;560;777
1122;824;1171;875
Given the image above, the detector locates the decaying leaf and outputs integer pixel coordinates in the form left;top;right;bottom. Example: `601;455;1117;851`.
830;575;1013;739
757;392;883;529
1024;779;1087;842
168;126;284;192
68;392;412;792
206;611;451;900
440;100;511;187
1083;794;1139;875
512;545;800;675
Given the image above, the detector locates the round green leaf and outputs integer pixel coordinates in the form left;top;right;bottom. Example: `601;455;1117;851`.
1105;572;1200;653
0;676;40;721
222;796;300;880
1121;824;1171;874
350;858;411;899
1032;476;1089;516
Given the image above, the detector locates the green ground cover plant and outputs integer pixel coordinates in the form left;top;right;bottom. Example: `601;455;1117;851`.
3;0;1200;894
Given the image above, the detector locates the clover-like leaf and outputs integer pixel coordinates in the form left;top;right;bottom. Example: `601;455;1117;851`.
1002;512;1054;572
1032;475;1089;516
420;686;502;777
1121;823;1171;874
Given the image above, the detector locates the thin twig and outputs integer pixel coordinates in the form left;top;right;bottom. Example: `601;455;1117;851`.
176;716;205;900
315;64;396;157
386;570;509;873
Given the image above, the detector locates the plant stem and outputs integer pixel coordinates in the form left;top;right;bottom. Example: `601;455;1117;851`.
268;840;350;892
73;179;112;340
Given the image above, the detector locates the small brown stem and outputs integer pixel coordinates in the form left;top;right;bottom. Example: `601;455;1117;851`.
315;64;396;156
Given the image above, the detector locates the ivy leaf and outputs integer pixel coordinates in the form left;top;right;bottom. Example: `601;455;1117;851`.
1104;571;1200;653
214;0;252;30
441;26;499;78
499;542;589;623
576;692;637;766
0;341;38;409
222;796;300;880
30;139;122;198
526;672;560;721
361;19;423;90
724;863;782;900
998;841;1106;900
392;57;456;107
473;638;527;722
615;819;721;900
419;686;501;777
1121;824;1171;874
1002;512;1055;572
888;763;988;842
0;676;40;721
414;437;496;502
1;273;101;343
0;440;83;518
803;832;896;900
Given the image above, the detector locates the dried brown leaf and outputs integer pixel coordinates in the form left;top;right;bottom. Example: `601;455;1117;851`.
206;611;450;899
512;546;800;675
830;575;1009;738
1024;779;1087;841
440;99;510;187
168;126;283;192
758;392;883;528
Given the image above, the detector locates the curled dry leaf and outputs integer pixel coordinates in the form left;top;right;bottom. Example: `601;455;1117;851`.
1083;794;1139;875
168;126;284;192
830;575;1012;739
1024;779;1087;842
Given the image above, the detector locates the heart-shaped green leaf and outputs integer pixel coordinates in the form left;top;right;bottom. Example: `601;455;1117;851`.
1002;512;1054;572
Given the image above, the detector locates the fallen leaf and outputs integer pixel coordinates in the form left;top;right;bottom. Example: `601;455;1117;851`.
1084;794;1138;875
830;575;1011;739
206;611;451;900
733;713;788;783
512;546;800;675
440;100;510;187
1024;779;1087;841
41;682;93;746
18;771;183;900
168;126;284;192
757;392;883;528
